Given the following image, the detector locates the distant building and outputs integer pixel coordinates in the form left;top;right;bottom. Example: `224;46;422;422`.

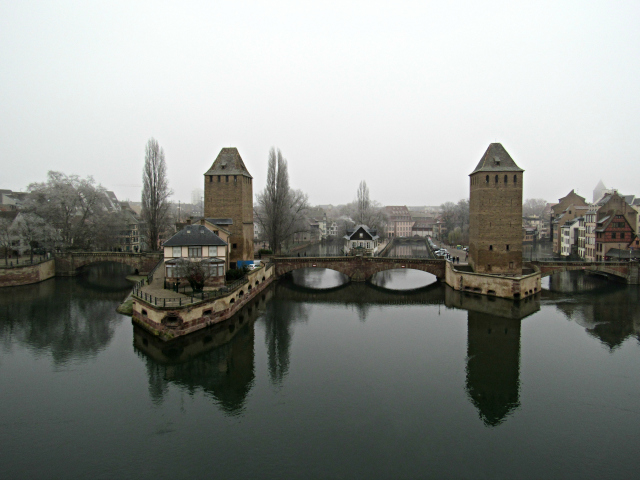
384;206;414;238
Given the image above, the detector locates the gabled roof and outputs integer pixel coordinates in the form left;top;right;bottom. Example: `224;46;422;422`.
344;224;379;240
470;143;524;174
163;225;227;247
204;148;252;178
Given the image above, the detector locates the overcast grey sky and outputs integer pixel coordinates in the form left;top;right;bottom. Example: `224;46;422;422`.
1;1;639;206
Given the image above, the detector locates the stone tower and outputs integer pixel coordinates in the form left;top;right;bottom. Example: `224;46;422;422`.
468;143;523;275
204;148;254;267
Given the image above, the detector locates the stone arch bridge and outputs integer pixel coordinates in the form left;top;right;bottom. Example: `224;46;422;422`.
273;256;446;282
55;252;163;276
529;261;639;284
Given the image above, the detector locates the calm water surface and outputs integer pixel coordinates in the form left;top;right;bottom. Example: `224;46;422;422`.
1;263;639;479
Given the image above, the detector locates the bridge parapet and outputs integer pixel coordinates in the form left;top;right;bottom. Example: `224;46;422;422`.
55;251;163;276
273;256;446;281
529;260;637;283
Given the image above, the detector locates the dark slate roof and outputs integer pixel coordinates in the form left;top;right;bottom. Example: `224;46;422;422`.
206;218;233;225
163;225;227;247
204;147;252;178
470;143;524;174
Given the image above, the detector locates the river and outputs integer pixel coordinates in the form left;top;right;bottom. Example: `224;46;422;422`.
1;263;639;479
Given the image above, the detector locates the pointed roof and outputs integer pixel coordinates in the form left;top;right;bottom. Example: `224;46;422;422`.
594;179;606;190
470;143;524;174
204;147;252;178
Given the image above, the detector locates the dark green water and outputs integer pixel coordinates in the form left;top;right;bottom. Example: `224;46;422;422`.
1;263;639;479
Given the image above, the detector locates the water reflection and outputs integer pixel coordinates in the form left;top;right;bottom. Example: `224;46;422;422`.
0;263;132;365
466;312;521;426
385;243;430;258
134;290;273;414
290;268;349;289
292;240;345;257
544;271;640;350
370;269;438;290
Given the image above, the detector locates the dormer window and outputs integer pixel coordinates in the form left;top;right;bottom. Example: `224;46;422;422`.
494;156;501;166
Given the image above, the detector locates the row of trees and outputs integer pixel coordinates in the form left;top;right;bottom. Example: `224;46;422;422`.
254;148;389;253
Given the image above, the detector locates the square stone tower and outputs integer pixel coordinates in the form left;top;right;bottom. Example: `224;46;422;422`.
468;144;523;275
204;148;254;267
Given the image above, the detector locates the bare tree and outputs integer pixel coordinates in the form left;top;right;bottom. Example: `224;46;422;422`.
12;213;57;262
356;180;370;224
440;202;457;233
27;171;107;249
0;214;16;264
523;198;547;217
141;138;172;251
347;180;386;232
254;148;309;254
175;258;213;292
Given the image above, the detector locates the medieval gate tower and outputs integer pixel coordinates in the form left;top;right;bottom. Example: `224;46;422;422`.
204;148;254;267
468;143;523;275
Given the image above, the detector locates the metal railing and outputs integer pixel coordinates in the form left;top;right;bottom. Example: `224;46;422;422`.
133;263;274;308
0;256;51;268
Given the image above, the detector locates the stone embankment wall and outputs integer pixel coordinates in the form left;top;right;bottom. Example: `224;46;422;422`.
132;264;276;341
0;259;55;287
445;261;541;300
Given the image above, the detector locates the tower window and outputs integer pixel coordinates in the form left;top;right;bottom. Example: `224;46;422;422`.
209;175;212;182
234;175;237;184
486;175;489;183
226;176;229;182
489;245;493;250
218;176;221;182
495;175;498;183
514;175;517;183
506;244;510;251
504;175;508;183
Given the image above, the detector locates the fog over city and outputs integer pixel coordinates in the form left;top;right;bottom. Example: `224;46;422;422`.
1;1;639;205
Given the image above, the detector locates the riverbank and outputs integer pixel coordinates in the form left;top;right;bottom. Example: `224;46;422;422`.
0;258;55;287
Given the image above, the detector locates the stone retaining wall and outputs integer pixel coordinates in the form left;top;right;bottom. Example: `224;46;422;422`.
0;259;55;287
445;261;541;300
132;264;276;341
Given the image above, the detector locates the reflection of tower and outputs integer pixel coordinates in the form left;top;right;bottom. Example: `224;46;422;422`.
204;148;254;268
469;143;524;274
465;311;521;427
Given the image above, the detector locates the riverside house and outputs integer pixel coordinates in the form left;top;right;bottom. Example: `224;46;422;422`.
163;224;228;286
344;225;380;256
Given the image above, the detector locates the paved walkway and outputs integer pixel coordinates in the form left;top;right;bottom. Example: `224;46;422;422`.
138;260;189;299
